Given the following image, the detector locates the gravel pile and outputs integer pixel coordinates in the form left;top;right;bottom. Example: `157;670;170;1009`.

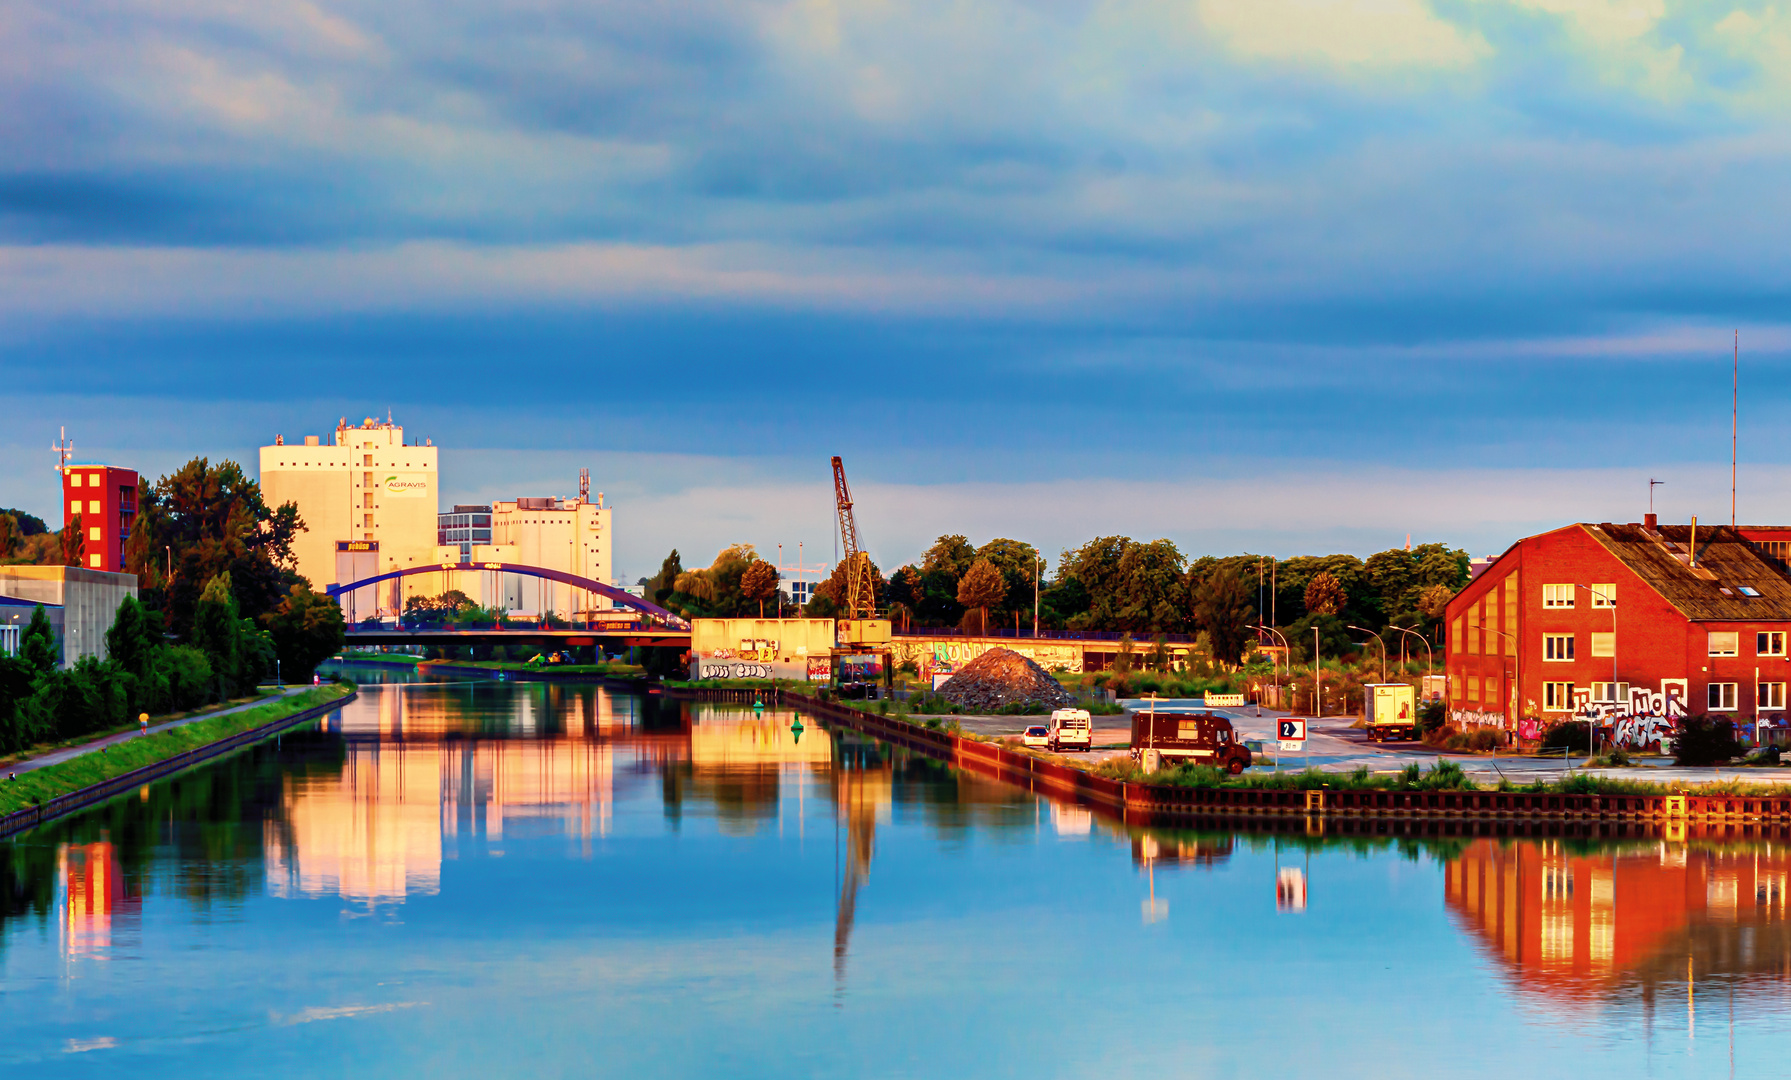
939;648;1075;712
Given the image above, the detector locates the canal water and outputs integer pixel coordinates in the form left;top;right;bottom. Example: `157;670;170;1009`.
1;670;1786;1078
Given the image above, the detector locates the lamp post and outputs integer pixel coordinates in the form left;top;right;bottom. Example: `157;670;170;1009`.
1482;625;1518;750
1387;624;1434;676
1252;623;1291;711
1034;554;1043;638
1348;626;1388;684
1314;625;1322;719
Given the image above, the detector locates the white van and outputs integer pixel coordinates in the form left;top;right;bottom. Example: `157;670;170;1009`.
1048;708;1093;752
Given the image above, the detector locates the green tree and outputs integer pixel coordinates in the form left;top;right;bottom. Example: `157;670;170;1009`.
261;584;347;683
956;558;1007;635
0;508;48;536
645;550;683;607
123;459;306;638
922;535;976;580
974;538;1041;622
0;513;18;561
1191;567;1255;668
19;604;57;677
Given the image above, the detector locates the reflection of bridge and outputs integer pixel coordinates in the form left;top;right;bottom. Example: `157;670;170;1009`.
328;561;691;648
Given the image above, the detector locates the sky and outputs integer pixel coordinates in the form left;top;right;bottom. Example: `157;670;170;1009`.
6;0;1791;581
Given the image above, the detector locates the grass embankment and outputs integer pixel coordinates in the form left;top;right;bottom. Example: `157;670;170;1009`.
335;653;422;666
0;684;354;818
0;688;287;768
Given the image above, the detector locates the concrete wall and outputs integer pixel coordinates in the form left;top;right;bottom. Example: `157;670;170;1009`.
0;566;138;667
691;618;835;663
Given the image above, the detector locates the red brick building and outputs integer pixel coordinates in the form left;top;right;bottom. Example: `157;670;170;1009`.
1445;517;1791;741
60;464;139;573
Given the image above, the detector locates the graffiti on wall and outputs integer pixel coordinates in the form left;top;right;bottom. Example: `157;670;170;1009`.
1451;709;1507;730
1614;714;1677;750
890;638;1084;675
693;659;774;680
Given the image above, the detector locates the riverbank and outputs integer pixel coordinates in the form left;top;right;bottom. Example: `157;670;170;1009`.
0;687;295;769
0;684;355;833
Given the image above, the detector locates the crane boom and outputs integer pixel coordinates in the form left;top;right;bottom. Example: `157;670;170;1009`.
831;456;877;620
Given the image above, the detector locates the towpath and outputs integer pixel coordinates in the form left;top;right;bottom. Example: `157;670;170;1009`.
4;687;312;777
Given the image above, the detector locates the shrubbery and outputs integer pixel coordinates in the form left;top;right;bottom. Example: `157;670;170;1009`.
1673;714;1742;766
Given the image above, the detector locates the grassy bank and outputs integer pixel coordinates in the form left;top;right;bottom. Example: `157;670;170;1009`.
0;687;291;768
0;684;354;818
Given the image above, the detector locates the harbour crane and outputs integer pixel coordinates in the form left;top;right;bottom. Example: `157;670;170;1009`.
831;456;890;647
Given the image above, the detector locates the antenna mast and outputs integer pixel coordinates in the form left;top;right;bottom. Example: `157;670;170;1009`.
1733;330;1739;528
51;426;74;475
831;456;877;620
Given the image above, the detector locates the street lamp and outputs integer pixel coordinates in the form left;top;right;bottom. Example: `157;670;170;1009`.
1387;624;1434;676
1034;554;1044;639
1348;626;1388;684
1252;624;1291;711
1482;625;1518;748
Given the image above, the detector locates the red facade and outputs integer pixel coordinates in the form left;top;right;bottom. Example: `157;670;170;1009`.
1445;522;1791;738
60;464;139;573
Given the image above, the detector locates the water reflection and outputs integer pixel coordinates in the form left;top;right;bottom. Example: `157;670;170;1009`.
1446;839;1791;1010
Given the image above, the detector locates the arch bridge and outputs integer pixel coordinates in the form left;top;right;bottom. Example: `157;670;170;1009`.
328;561;690;647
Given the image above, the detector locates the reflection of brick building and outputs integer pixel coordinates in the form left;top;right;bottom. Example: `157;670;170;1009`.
1445;519;1791;732
60;841;142;957
1445;839;1790;1001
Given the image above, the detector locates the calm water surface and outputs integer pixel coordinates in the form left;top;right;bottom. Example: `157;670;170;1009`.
1;669;1786;1077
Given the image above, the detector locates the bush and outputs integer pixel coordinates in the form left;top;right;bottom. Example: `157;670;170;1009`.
1673;714;1742;766
1418;698;1447;734
1541;721;1593;751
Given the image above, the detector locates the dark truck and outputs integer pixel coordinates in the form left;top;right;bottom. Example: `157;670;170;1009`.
1130;710;1253;775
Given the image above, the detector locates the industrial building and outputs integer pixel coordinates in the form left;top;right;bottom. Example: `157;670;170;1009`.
59;463;138;573
455;491;614;620
0;565;138;667
259;417;439;616
438;505;493;560
1445;515;1791;737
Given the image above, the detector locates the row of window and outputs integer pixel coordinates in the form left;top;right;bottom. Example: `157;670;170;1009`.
1540;681;1785;712
1541;584;1616;608
1540;631;1785;660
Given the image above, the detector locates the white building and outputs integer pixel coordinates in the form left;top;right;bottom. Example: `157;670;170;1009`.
468;493;613;620
259;417;440;616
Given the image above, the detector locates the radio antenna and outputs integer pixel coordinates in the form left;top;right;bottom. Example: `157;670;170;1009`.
1732;329;1739;528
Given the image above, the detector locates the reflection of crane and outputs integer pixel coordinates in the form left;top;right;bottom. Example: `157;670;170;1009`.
831;456;878;621
833;765;879;992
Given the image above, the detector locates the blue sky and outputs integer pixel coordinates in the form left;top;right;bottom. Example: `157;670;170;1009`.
6;0;1791;580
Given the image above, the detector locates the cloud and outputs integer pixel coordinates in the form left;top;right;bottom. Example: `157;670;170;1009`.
1198;0;1490;70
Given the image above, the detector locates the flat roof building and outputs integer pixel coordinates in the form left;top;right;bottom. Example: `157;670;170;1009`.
60;463;138;573
0;565;138;668
259;417;439;616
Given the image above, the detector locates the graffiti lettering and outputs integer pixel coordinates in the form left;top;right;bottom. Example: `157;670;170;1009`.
1450;710;1505;729
693;659;773;680
1614;714;1677;750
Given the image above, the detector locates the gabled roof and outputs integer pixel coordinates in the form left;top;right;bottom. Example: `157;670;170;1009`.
1581;523;1791;621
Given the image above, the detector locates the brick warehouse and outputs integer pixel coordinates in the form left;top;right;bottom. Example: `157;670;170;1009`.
1444;516;1791;743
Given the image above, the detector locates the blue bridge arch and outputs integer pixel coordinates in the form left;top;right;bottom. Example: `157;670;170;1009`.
326;562;686;628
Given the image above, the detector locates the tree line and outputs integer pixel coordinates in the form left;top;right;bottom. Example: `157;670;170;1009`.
0;459;345;753
637;532;1467;667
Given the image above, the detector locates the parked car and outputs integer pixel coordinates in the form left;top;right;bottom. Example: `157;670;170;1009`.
1022;725;1050;748
1048;708;1093;752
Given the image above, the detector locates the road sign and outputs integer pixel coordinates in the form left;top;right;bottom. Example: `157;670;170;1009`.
1277;718;1307;741
1278;741;1305;752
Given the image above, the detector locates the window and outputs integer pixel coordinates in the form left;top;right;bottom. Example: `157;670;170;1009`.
1544;634;1575;661
1709;631;1739;657
88;553;100;568
1760;632;1785;657
69;473;83;487
1590;632;1615;658
87;526;100;542
1740;586;1762;598
1590;682;1630;704
1544;682;1575;711
1708;682;1738;711
69;500;79;514
1467;676;1480;702
1589;584;1615;608
1543;583;1574;608
1763;683;1786;710
87;500;100;514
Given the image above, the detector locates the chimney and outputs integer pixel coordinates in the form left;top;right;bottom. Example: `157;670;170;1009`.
1690;516;1698;567
1644;513;1657;531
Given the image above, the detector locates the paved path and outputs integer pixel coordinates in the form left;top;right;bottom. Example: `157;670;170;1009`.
5;687;312;777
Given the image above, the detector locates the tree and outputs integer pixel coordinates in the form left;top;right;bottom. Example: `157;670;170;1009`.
1304;572;1346;616
1058;536;1186;632
262;585;347;682
105;595;163;710
19;604;57;677
646;550;683;607
956;558;1006;635
123;460;307;638
811;555;882;616
1418;584;1456;620
975;538;1041;623
922;535;976;580
0;508;48;536
60;514;84;567
1192;568;1255;668
0;513;17;561
740;560;779;617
